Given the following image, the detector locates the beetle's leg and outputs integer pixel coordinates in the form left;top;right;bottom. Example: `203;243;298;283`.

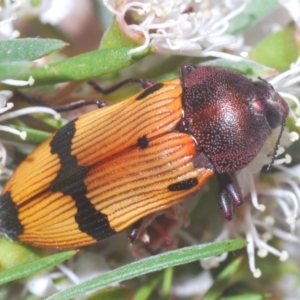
13;90;107;111
13;90;47;107
129;218;173;246
218;192;234;220
57;78;154;109
129;218;172;257
52;99;107;111
13;77;154;112
129;206;188;258
216;173;244;220
128;218;149;245
88;78;154;94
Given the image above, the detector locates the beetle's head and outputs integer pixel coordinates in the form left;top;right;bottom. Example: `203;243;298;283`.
180;64;289;174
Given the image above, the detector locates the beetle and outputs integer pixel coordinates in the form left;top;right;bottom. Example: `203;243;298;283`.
0;64;289;249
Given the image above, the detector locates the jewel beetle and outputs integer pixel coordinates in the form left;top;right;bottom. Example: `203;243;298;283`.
0;64;289;249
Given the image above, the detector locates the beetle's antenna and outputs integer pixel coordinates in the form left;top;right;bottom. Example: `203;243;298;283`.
266;122;285;172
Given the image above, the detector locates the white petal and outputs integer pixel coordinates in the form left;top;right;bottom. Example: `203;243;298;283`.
38;0;75;25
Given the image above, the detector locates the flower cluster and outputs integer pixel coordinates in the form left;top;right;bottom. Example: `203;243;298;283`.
0;0;74;40
104;0;247;59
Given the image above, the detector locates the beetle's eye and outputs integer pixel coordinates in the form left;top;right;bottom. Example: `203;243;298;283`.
265;109;282;129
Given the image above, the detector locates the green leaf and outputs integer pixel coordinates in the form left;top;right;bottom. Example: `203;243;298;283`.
203;257;243;300
85;286;134;300
8;125;52;145
221;293;266;300
249;24;299;71
27;47;151;86
0;61;33;80
0;38;68;63
47;239;247;300
162;267;173;299
227;0;278;34
201;59;278;78
135;276;161;300
101;20;140;49
0;237;41;271
0;250;76;285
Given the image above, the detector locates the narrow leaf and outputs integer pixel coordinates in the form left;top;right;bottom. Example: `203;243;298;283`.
47;239;246;300
27;47;150;86
0;61;33;80
0;250;76;285
135;276;161;300
162;267;173;299
203;257;243;300
7;125;52;145
85;286;134;300
0;38;68;63
221;294;266;300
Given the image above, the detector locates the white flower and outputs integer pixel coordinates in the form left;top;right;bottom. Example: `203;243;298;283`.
171;271;213;297
238;56;300;272
0;0;19;39
0;78;59;188
0;76;58;139
241;60;300;276
104;0;248;59
0;0;75;40
33;0;75;25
